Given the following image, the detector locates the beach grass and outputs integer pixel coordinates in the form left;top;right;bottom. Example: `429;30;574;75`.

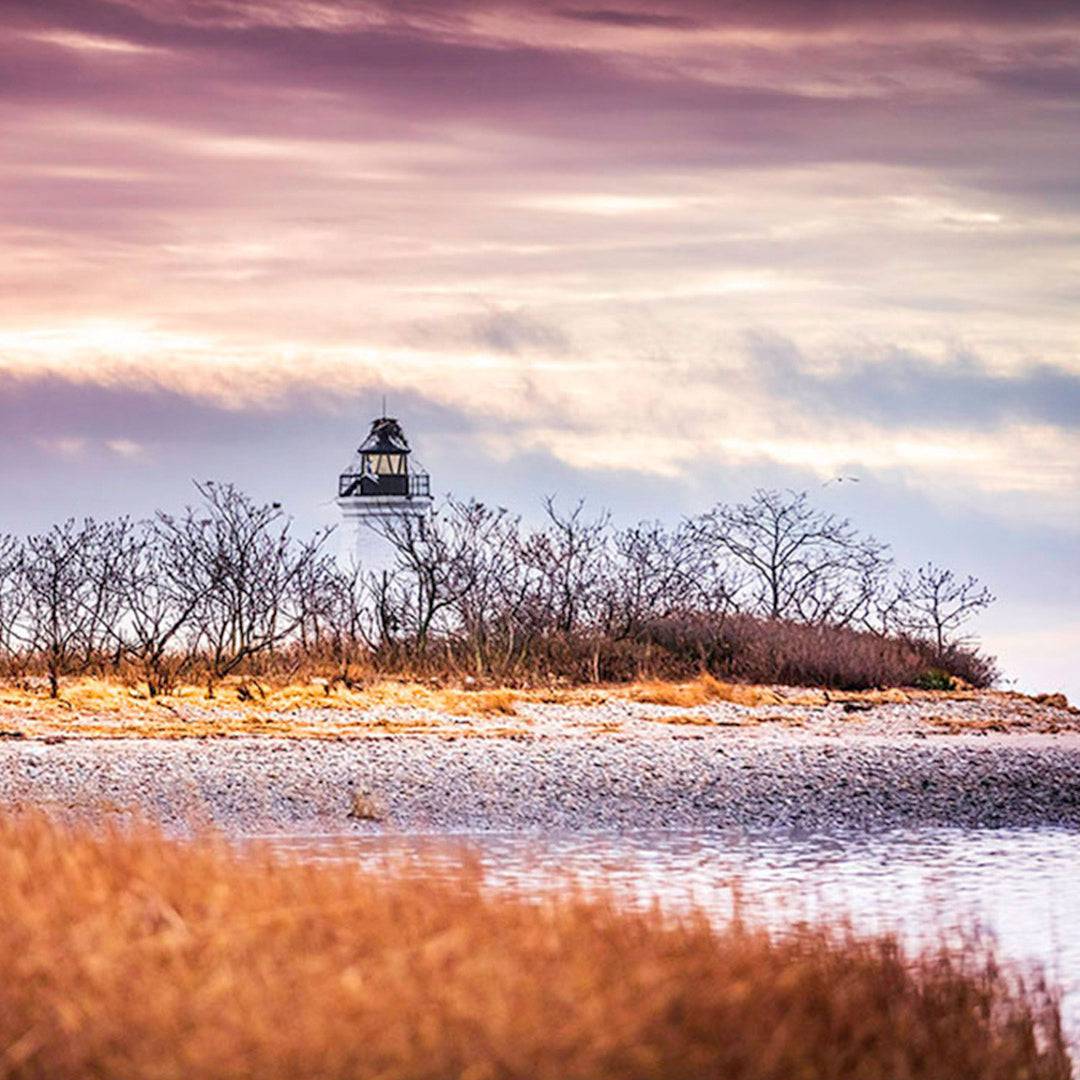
0;812;1070;1079
0;669;1033;741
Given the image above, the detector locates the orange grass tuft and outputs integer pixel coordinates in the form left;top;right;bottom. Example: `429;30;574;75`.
0;813;1070;1080
629;673;782;708
627;681;708;707
441;688;520;717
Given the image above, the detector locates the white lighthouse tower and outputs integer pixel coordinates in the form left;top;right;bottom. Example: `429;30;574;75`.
336;413;433;575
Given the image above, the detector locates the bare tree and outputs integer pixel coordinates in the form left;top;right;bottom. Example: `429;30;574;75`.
519;499;611;636
691;489;891;627
602;521;735;639
15;519;112;697
444;503;523;676
0;535;27;668
310;560;381;676
76;517;136;672
858;568;910;639
373;498;503;656
896;563;995;653
292;548;347;652
104;518;212;696
158;482;331;695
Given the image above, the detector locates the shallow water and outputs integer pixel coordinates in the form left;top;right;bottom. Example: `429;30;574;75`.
266;826;1080;1038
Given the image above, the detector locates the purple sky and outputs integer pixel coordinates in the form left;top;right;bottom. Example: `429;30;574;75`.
1;0;1078;695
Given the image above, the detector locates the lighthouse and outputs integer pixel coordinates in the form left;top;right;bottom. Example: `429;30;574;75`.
336;413;433;575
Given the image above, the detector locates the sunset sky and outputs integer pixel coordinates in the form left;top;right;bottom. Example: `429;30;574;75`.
2;0;1078;694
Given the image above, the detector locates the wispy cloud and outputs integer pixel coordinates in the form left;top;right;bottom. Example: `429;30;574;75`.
0;0;1077;527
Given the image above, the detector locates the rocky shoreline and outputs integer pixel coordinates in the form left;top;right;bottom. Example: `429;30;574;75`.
2;690;1079;834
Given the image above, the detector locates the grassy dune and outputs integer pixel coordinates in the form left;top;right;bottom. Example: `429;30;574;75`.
0;813;1070;1079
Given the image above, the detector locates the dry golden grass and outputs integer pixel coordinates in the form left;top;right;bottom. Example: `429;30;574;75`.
628;673;783;708
0;813;1069;1080
0;678;532;740
0;675;1048;742
1;676;524;715
440;687;520;716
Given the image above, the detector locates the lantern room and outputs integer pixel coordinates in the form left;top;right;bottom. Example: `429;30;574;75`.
338;416;431;499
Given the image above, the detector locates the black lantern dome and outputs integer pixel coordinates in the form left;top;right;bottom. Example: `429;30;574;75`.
338;416;430;499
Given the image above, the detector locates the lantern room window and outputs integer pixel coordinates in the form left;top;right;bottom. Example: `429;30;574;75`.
364;451;405;476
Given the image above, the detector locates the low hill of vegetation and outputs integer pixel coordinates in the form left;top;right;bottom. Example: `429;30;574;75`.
0;485;995;698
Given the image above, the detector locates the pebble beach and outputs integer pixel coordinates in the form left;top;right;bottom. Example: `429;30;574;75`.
2;689;1078;834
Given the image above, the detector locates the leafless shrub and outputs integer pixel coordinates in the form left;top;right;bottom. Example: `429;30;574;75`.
100;519;206;696
300;560;375;680
895;562;996;652
527;497;612;635
602;520;738;639
708;615;949;690
933;641;999;689
0;534;27;670
10;519;129;697
371;497;513;655
690;489;890;626
156;482;332;696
